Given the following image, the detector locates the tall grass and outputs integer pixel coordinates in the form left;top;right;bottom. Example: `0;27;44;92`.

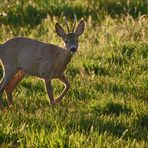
0;0;148;147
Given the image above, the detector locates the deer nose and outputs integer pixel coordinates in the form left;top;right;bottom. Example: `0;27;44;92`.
70;47;77;52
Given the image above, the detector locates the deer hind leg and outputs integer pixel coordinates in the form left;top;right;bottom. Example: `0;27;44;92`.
0;68;17;108
5;69;25;106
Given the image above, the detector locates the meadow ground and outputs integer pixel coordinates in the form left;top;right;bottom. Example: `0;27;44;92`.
0;0;148;147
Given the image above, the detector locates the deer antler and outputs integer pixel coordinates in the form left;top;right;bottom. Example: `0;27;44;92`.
72;14;77;32
64;17;70;33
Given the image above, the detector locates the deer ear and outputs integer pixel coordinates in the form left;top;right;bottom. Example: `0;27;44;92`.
55;23;66;38
75;20;85;36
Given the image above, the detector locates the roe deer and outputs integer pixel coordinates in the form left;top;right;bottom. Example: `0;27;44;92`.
0;18;85;108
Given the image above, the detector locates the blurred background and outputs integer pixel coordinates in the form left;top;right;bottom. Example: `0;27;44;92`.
0;0;147;25
0;0;147;36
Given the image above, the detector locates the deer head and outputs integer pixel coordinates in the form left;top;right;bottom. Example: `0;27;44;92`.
55;18;85;54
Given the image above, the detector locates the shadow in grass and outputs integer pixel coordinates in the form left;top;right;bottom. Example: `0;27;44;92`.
99;0;148;18
0;132;20;147
140;43;148;59
1;99;9;108
67;109;147;141
0;5;47;27
108;54;128;67
50;5;91;20
104;102;132;115
66;113;129;139
108;83;128;96
66;65;80;78
0;4;92;27
92;102;132;116
137;114;148;129
121;44;135;59
132;86;148;101
83;62;110;76
79;118;126;137
0;0;147;28
96;81;148;102
20;81;45;94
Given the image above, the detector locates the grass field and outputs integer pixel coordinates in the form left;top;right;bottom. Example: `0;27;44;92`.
0;0;148;147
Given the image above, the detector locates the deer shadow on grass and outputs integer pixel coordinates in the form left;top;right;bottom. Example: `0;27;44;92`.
66;113;128;140
66;101;147;141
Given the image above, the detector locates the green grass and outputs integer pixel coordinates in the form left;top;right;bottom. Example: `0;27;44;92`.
0;0;148;147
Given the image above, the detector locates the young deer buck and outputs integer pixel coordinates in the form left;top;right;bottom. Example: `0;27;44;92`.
0;18;85;108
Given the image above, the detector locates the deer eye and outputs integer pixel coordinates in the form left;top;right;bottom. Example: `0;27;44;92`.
65;40;68;44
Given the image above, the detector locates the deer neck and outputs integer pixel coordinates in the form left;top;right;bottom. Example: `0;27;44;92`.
61;47;73;68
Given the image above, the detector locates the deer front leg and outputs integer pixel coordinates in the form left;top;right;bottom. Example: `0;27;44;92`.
55;75;70;104
44;78;56;106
